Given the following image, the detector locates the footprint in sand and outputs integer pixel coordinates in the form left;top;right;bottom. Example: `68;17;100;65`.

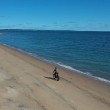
3;87;19;99
0;72;15;82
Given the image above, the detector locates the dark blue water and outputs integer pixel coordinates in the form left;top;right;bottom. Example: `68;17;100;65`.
0;29;110;82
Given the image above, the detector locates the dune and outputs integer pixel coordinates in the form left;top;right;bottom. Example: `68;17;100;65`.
0;44;110;110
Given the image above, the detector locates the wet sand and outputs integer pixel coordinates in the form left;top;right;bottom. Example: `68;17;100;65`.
0;44;110;110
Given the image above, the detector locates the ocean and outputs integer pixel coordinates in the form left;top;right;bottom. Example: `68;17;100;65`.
0;29;110;83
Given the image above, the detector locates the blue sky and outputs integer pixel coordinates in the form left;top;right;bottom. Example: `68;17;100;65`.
0;0;110;31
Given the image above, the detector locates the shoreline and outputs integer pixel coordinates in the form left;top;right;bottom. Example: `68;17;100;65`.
1;43;110;85
0;44;110;110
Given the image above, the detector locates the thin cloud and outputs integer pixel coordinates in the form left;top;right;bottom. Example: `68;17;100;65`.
0;16;6;18
104;24;110;28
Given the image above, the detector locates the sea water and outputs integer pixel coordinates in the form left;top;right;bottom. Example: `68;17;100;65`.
0;30;110;83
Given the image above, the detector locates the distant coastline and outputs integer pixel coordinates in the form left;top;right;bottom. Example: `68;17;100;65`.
0;29;110;32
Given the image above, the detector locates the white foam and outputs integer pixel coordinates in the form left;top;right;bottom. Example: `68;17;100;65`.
56;62;87;74
93;76;110;84
55;62;110;84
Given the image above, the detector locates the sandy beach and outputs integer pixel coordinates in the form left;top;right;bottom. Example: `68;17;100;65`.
0;44;110;110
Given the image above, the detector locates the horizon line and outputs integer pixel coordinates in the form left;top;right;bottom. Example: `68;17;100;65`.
0;28;110;32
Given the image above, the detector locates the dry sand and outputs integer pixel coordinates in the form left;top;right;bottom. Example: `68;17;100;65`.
0;44;110;110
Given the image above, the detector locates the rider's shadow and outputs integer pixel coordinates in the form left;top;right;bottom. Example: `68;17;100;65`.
44;76;54;80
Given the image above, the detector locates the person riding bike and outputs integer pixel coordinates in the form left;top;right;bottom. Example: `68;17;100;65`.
53;67;59;81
